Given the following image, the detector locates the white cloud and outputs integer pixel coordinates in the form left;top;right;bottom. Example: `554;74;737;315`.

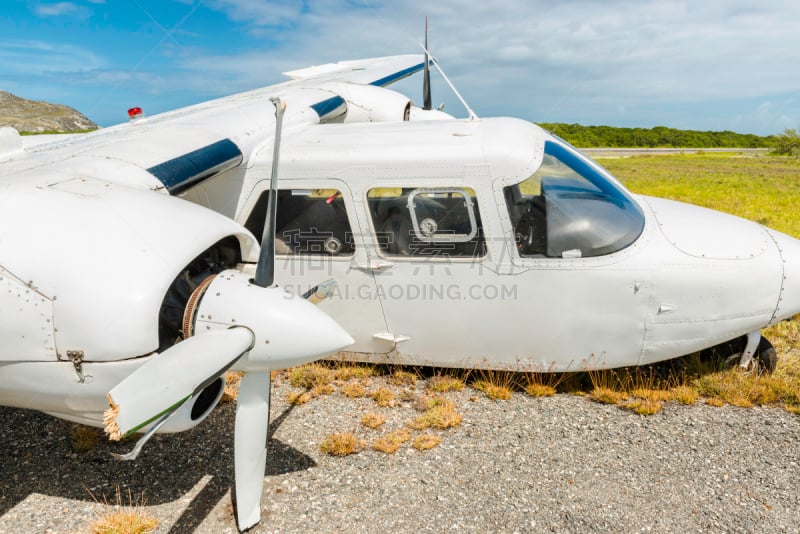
203;0;309;27
730;98;799;134
175;0;800;133
0;40;105;74
33;2;89;17
190;1;800;99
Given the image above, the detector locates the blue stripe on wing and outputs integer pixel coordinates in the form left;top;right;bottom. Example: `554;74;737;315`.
147;138;242;195
370;62;426;87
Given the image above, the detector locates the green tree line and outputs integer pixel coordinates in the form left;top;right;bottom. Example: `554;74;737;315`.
536;123;777;148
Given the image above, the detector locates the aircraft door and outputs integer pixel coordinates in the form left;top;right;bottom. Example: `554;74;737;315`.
241;179;392;355
363;183;516;367
491;146;653;370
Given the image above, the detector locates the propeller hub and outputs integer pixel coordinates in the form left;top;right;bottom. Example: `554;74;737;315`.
192;269;354;371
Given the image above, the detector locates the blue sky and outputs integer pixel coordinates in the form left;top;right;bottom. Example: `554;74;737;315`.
1;0;798;135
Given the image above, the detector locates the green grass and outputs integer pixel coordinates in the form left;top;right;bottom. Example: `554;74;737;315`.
601;153;800;237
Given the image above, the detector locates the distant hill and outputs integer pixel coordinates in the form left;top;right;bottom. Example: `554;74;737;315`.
537;123;775;149
0;90;97;134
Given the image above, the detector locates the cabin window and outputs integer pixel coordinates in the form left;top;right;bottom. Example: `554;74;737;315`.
504;140;644;258
367;187;486;258
244;189;355;256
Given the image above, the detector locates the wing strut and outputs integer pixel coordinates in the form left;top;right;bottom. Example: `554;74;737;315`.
419;41;478;120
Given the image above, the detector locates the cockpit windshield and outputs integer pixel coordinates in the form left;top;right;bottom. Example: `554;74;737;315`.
504;140;644;258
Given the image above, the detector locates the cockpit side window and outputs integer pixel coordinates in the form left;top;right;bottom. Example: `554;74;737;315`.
367;187;486;258
505;141;644;258
244;189;355;256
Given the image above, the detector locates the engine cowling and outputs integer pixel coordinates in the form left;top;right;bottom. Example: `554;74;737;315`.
0;178;258;363
324;82;413;123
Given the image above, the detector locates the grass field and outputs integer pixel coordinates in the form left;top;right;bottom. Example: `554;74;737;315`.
601;152;800;237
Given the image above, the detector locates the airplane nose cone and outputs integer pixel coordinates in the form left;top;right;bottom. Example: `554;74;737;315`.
272;297;356;361
765;228;800;322
644;196;771;260
241;291;355;369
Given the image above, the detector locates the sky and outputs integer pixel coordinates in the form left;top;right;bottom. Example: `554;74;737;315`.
1;0;798;136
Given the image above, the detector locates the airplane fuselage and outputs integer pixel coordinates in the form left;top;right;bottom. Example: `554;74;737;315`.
216;117;800;372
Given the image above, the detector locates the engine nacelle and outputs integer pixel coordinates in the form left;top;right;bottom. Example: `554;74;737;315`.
324;82;413;123
407;106;455;121
0;178;258;363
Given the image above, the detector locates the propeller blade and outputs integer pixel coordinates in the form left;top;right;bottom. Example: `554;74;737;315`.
253;97;286;288
423;17;432;111
234;370;271;531
104;327;254;440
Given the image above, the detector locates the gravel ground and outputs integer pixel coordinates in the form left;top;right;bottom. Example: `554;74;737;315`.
1;375;799;534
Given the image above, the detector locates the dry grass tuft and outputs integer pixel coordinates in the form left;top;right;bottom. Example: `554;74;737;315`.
472;380;512;400
763;316;800;356
622;399;664;416
289;363;334;389
413;394;437;412
587;368;624;391
413;394;451;412
89;509;159;534
705;397;725;407
220;371;243;403
671;385;699;405
587;366;678;408
372;428;411;454
87;487;158;534
525;383;557;397
411;434;442;451
71;425;99;453
311;384;335;397
412;434;442;451
429;374;465;393
286;391;312;406
387;369;418;386
332;363;376;382
631;388;673;402
524;368;568;396
409;397;462;430
590;387;628;405
695;369;789;408
341;382;366;398
361;413;386;430
319;432;364;456
400;389;417;402
369;387;396;407
472;370;517;400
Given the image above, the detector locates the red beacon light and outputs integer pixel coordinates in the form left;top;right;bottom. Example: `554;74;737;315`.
127;107;144;122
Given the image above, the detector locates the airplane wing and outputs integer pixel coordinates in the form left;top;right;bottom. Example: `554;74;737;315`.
0;54;428;196
282;54;426;87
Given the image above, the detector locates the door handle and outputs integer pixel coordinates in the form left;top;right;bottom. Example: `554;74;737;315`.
353;261;395;273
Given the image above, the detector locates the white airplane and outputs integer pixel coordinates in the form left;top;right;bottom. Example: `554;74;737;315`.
1;46;799;530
